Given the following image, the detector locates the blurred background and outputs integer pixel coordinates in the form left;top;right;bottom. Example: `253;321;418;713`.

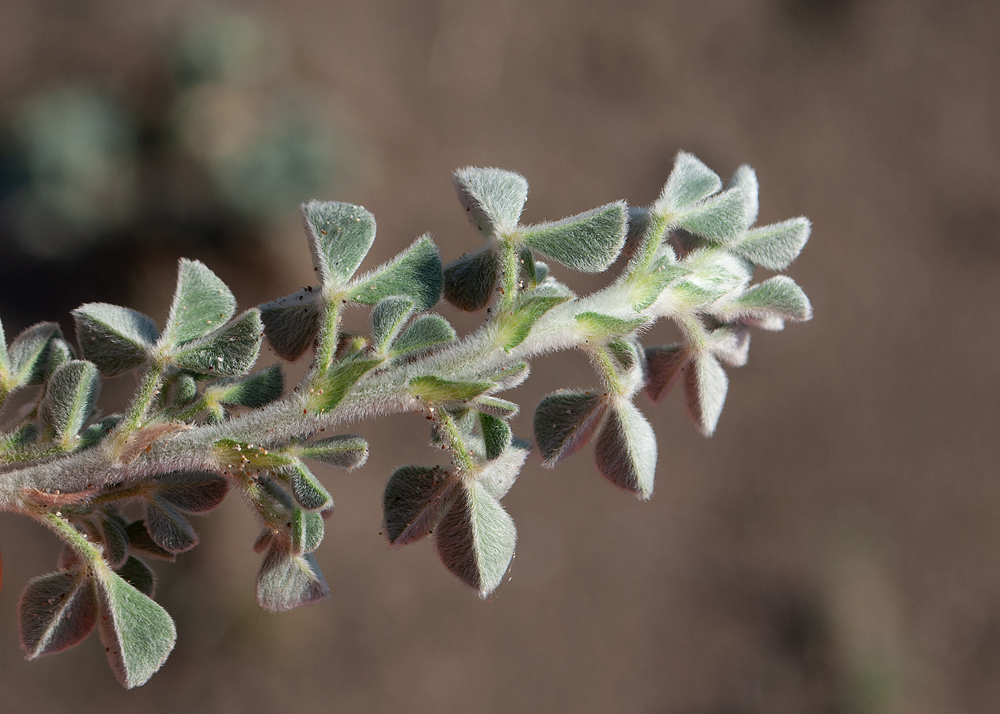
0;0;997;712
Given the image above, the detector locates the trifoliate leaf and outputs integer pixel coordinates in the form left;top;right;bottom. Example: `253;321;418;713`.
347;235;443;311
453;166;529;236
162;259;236;347
7;322;61;387
73;304;157;375
684;352;729;437
286;462;333;511
309;357;382;413
301;200;376;286
290;508;325;555
170;309;263;376
390;315;456;356
593;400;657;499
155;472;229;514
728;164;759;227
643;344;689;402
212;365;284;408
520;201;627;273
100;513;130;569
256;539;329;612
673;187;749;245
729;217;810;270
18;569;99;659
124;521;175;562
369;296;414;354
479;412;512;460
497;292;572;350
434;482;516;598
443;247;500;311
298;435;368;470
533;390;608;465
96;566;176;689
115;557;155;597
409;375;494;403
38;360;100;447
575;311;649;341
655;152;723;213
382;465;454;545
727;276;813;322
143;497;198;554
259;287;322;361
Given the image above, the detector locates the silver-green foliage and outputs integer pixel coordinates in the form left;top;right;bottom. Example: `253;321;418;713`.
0;152;811;688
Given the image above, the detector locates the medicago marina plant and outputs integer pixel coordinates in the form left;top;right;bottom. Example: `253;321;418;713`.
0;152;811;687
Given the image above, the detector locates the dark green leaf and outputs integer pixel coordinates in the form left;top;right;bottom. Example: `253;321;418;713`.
256;540;329;612
593;401;657;499
453;166;528;236
520;202;627;273
299;435;368;470
390;314;456;356
533;390;608;465
170;309;263;376
214;365;284;408
155;472;229;514
369;296;415;353
162;259;236;347
443;247;500;311
259;287;322;361
310;357;381;413
18;569;99;659
72;304;157;375
290;508;325;555
383;465;454;545
302;200;376;286
124;521;175;561
347;236;443;311
115;557;156;597
479;412;511;460
144;497;198;554
7;322;61;386
287;462;333;511
79;415;122;449
38;360;100;446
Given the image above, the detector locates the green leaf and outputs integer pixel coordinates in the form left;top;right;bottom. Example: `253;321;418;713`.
389;315;456;356
729;218;810;270
298;435;368;470
38;360;100;447
259;287;322;361
434;482;516;597
409;375;494;403
683;352;729;436
347;236;443;311
256;539;329;612
100;514;130;569
144;497;198;554
170;309;263;376
115;557;156;597
729;276;813;322
155;472;229;514
593;400;657;499
383;465;454;545
655;152;723;213
7;322;61;387
673;188;749;245
291;508;325;555
443;247;500;311
43;338;74;379
629;255;689;311
18;570;99;659
473;395;519;418
72;304;157;375
310;357;382;413
605;339;641;373
172;374;198;406
533;390;608;465
212;365;284;408
287;462;333;511
575;311;649;340
479;412;511;460
162;259;236;347
476;438;529;499
369;296;415;353
728;164;759;226
302;200;377;286
96;566;177;689
520;201;627;273
79;415;122;450
643;344;689;402
453;166;528;236
124;521;175;562
497;292;572;350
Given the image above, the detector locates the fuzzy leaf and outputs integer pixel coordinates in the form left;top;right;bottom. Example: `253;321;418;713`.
287;462;333;511
593;400;657;499
310;358;381;413
38;360;100;446
169;309;262;376
155;473;229;514
18;570;99;659
172;374;198;406
728;164;759;227
42;337;74;379
575;311;649;340
729;276;812;322
479;412;512;460
729;218;810;270
256;540;329;612
410;375;493;403
490;362;530;390
476;438;529;500
520;201;627;272
443;247;500;311
96;567;176;689
144;497;198;554
709;326;751;368
498;292;572;350
213;365;284;408
115;557;156;597
7;322;61;387
389;315;456;356
259;287;322;361
291;509;325;555
79;415;122;449
100;514;130;569
434;482;516;597
347;236;443;311
684;352;729;436
302;200;377;286
383;465;454;545
474;395;519;418
299;435;368;470
643;344;689;402
454;166;528;236
124;521;175;561
162;259;236;348
73;304;157;375
673;188;749;245
629;255;689;311
369;296;415;354
534;390;608;465
656;152;723;212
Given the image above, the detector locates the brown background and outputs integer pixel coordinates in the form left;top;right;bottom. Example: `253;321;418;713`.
1;1;998;712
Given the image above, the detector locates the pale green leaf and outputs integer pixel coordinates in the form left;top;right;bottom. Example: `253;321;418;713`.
73;304;157;375
593;400;657;499
38;360;100;446
453;166;528;236
729;218;811;270
347;235;442;311
162;259;236;347
520;201;627;272
301;200;376;286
